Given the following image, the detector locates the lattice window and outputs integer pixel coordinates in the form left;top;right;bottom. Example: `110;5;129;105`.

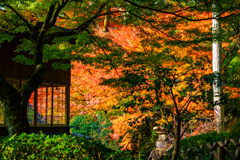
37;85;52;125
0;80;67;126
53;86;66;124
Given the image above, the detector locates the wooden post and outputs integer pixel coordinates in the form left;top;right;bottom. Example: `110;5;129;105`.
46;86;48;124
51;83;53;126
218;147;225;160
66;85;70;128
34;89;38;126
212;1;225;133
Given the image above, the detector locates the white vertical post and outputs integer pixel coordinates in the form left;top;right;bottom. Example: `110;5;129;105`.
212;2;225;132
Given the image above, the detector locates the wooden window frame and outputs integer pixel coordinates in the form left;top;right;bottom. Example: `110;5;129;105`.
0;79;70;128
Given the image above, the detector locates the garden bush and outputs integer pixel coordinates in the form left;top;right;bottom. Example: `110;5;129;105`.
226;118;240;141
69;112;157;159
0;131;130;160
165;131;232;160
70;112;119;150
70;113;157;159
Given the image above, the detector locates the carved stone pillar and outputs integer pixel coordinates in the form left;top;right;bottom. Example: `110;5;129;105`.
153;126;168;155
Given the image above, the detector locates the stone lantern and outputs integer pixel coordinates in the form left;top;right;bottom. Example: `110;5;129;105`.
153;125;168;155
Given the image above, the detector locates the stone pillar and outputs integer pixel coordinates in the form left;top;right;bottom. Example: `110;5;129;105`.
153;126;168;155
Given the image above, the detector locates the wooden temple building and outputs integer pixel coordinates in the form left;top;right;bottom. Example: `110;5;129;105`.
0;33;71;136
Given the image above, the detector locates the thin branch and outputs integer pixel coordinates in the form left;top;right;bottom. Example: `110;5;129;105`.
129;12;211;43
215;0;223;13
1;5;32;30
38;4;55;44
73;10;127;31
170;55;178;62
221;47;228;66
179;91;200;113
73;2;106;31
170;84;179;115
87;30;121;78
129;12;182;42
123;0;239;21
43;10;127;43
222;47;234;70
88;37;109;61
175;67;196;80
0;24;20;32
222;34;239;70
180;123;190;139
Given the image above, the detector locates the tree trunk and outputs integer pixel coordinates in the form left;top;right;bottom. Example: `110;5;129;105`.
212;1;225;132
0;2;70;137
0;62;45;137
0;74;29;137
171;120;181;160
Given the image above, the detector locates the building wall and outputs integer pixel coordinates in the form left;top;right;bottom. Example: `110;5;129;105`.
0;33;71;136
0;33;71;85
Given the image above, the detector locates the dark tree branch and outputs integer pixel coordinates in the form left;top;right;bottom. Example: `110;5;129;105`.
123;0;239;21
49;0;69;28
180;123;190;139
87;30;121;78
73;2;106;31
0;24;20;32
1;5;32;30
222;47;234;70
38;4;55;45
43;29;76;44
129;12;211;43
179;91;200;113
19;64;46;101
129;12;183;42
221;47;228;66
170;55;178;62
175;68;196;80
170;83;179;115
43;10;127;44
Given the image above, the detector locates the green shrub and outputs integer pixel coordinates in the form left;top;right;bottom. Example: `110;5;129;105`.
165;131;231;160
227;118;240;141
0;131;129;160
70;112;119;150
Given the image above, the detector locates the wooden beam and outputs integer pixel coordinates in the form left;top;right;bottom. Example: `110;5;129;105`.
51;83;53;126
34;89;38;126
66;85;70;128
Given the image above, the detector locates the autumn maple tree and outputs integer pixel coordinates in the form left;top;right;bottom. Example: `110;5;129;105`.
75;1;240;159
0;0;128;137
0;0;240;160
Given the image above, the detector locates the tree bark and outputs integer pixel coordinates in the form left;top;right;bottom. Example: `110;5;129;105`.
0;0;104;137
0;63;45;137
212;2;225;132
171;119;181;160
0;74;29;137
